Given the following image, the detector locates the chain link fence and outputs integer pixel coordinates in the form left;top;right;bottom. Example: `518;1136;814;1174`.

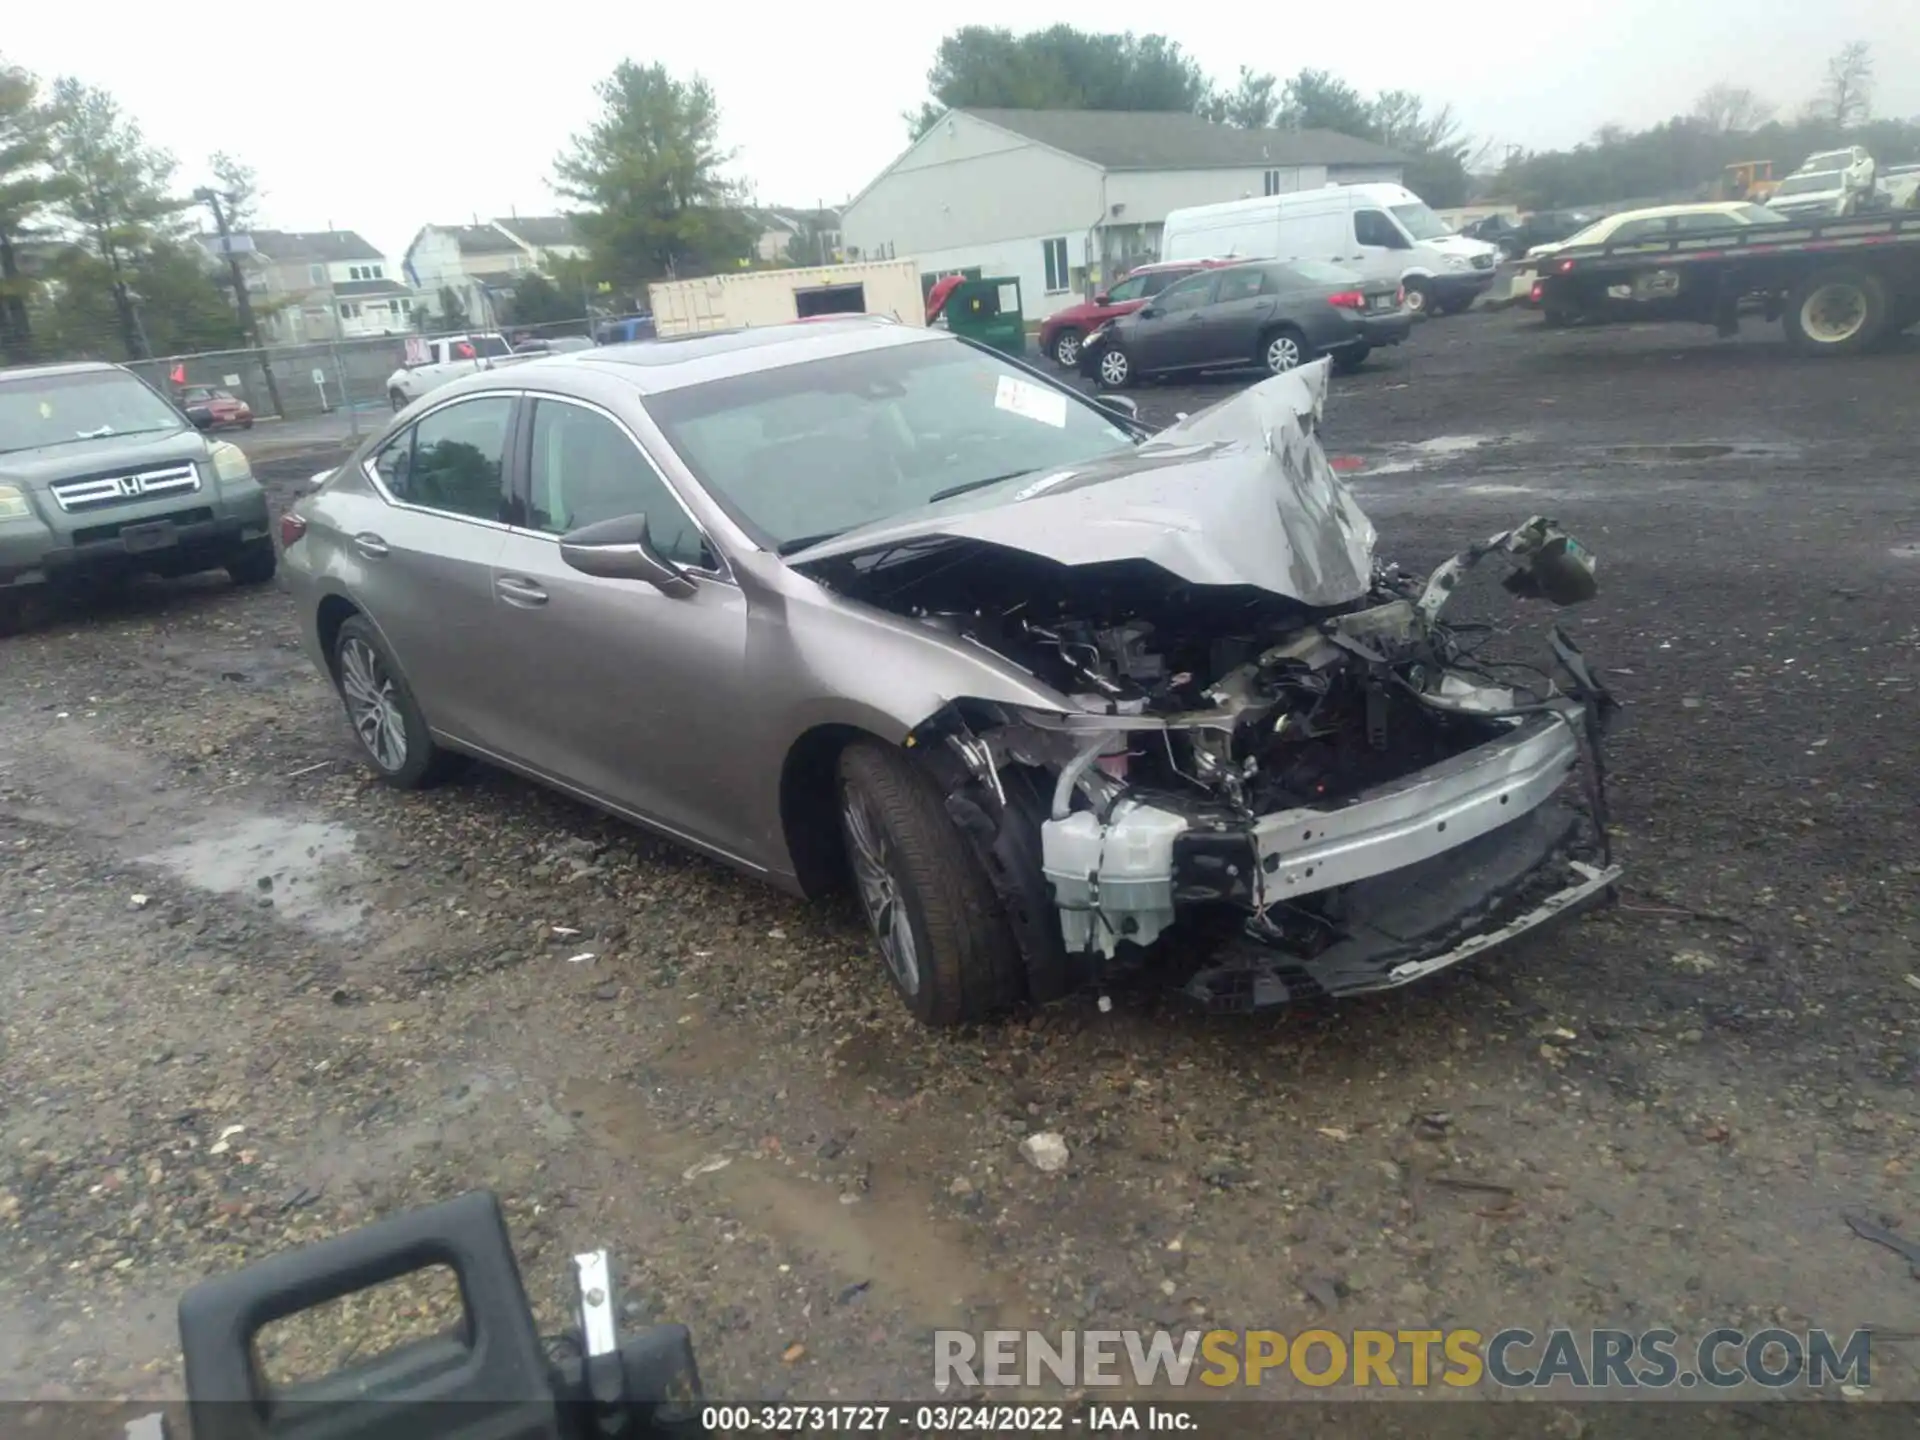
99;316;603;441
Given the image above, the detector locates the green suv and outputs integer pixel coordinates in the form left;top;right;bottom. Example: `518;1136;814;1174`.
1;361;275;629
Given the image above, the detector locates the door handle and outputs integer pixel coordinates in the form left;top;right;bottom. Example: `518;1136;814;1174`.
352;533;389;560
494;576;548;607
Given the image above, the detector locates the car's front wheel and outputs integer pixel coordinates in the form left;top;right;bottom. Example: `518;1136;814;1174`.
837;740;1025;1027
1051;330;1084;367
389;388;409;411
1095;345;1134;387
331;616;462;789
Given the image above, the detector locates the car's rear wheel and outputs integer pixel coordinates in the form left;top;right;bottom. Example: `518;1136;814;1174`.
225;539;278;587
1096;345;1135;387
1262;326;1312;374
1051;330;1084;367
837;740;1025;1027
1402;279;1434;317
1332;345;1372;375
331;616;462;789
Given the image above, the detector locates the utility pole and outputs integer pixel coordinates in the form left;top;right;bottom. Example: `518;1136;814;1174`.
196;187;284;418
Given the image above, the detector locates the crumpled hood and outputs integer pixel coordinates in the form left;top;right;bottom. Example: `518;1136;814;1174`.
784;360;1378;608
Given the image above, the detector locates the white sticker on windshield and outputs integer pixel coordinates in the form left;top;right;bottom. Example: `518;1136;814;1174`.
994;375;1068;429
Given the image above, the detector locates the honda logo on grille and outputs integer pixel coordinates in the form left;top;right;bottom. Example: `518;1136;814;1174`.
118;476;142;497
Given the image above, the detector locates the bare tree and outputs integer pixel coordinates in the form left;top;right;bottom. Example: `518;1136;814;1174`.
1693;83;1775;135
1816;42;1873;126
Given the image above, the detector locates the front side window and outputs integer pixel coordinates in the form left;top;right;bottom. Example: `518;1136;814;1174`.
1354;210;1409;249
374;396;513;520
644;339;1134;553
526;400;713;568
1155;274;1214;312
1607;219;1668;244
1213;268;1268;303
1103;275;1148;303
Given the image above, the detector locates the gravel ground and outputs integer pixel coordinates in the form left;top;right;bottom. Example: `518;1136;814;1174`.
3;309;1918;1417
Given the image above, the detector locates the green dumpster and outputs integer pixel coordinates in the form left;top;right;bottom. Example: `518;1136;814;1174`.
939;276;1027;358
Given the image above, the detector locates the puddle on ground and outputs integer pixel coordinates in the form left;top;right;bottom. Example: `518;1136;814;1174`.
143;814;365;934
1602;441;1801;463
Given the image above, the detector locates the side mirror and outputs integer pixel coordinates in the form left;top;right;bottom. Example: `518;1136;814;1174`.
559;513;697;598
1095;394;1140;423
1093;292;1111;305
1139;306;1160;319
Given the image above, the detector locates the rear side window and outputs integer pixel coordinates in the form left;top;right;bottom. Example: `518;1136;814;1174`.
373;396;513;521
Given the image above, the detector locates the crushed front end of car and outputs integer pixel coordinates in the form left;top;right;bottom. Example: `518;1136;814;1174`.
793;364;1620;1011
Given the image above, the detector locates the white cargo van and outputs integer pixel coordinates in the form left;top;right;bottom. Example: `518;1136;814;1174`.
1161;184;1500;315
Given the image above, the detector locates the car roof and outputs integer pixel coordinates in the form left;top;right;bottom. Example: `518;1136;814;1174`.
1129;256;1235;273
1601;202;1761;224
510;317;952;396
0;360;126;385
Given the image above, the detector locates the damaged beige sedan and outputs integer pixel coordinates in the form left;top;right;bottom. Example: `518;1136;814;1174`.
281;319;1619;1025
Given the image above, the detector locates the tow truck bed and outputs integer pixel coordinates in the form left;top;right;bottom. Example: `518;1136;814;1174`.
1514;210;1920;353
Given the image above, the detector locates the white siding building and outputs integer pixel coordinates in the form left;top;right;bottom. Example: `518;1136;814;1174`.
842;109;1406;321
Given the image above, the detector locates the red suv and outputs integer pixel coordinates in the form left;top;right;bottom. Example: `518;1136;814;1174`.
1039;258;1237;369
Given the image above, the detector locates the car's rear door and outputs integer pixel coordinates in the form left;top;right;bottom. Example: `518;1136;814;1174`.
348;392;518;751
485;393;756;861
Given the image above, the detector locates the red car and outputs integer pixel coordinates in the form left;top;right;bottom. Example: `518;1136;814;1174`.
1038;257;1238;369
179;385;254;430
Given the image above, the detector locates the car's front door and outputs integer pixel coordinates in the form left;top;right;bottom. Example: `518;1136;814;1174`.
1127;271;1217;372
1350;207;1413;285
485;395;757;862
351;393;517;752
1191;265;1277;366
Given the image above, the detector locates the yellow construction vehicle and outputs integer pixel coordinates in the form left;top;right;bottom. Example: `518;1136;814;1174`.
1723;160;1778;203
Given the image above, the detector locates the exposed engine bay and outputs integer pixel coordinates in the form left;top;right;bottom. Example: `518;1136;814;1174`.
839;516;1619;1011
790;365;1622;1010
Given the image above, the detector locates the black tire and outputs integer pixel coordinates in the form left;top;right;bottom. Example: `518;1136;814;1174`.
1093;344;1135;388
241;418;254;430
1050;329;1084;368
389;388;408;411
0;589;54;638
225;538;278;587
1331;346;1372;375
1402;279;1435;317
330;615;462;789
837;740;1025;1027
1542;306;1576;329
1260;326;1313;375
1781;265;1892;355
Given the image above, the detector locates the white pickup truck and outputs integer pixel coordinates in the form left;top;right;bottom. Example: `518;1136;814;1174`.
384;333;533;410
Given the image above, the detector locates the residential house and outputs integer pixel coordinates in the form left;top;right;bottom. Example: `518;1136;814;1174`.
197;229;417;342
841;109;1407;320
744;207;844;265
401;216;588;327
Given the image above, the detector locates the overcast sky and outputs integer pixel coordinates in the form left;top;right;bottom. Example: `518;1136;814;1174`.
10;0;1917;261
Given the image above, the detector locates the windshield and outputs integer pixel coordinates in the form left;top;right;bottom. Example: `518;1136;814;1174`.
0;370;187;454
1556;216;1616;248
1734;204;1788;223
1803;151;1855;170
1390;202;1453;241
1774;173;1843;196
644;339;1136;551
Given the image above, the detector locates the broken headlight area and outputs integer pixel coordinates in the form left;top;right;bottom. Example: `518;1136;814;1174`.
902;516;1621;1012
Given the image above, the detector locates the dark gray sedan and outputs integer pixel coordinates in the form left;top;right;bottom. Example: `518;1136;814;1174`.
1079;260;1409;386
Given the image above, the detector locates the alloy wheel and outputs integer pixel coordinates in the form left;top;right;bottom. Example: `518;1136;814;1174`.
1098;348;1130;386
339;637;408;772
1265;335;1303;373
1054;332;1081;366
842;785;921;997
